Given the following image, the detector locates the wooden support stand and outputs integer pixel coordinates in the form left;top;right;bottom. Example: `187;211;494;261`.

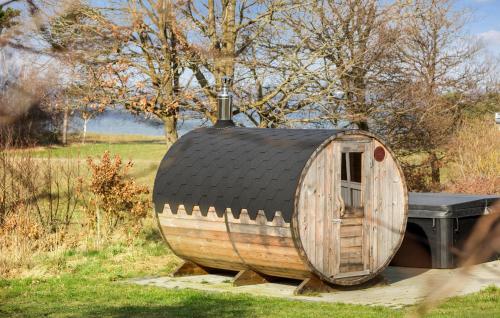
172;261;209;277
294;276;335;295
233;269;269;287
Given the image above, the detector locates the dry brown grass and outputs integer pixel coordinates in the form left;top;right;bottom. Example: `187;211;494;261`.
0;142;79;276
0;141;152;278
444;118;500;194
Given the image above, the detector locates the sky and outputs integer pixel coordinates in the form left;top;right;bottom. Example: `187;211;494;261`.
88;0;500;55
456;0;500;54
8;0;500;53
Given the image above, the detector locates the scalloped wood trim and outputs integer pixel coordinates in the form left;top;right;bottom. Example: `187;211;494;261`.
225;209;289;227
160;204;290;226
160;204;221;221
160;203;291;225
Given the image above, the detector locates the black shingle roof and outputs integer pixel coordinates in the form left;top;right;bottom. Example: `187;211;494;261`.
153;127;346;222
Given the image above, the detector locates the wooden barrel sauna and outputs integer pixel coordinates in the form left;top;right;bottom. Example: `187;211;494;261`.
153;127;408;286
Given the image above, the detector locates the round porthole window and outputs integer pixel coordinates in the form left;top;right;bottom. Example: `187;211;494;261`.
374;146;385;162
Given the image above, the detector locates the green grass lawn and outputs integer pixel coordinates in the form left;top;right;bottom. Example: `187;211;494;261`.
24;133;168;187
31;133;168;161
0;240;498;318
0;277;400;318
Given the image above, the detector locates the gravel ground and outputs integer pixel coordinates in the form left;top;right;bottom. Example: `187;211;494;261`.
131;260;500;308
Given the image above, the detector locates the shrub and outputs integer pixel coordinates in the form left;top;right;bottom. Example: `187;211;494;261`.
85;151;150;244
400;159;443;192
444;118;500;194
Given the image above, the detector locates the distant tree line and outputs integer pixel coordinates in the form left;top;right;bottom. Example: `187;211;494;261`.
0;0;499;190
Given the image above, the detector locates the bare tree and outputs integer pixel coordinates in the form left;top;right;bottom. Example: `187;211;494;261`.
282;0;405;130
375;0;485;190
47;1;324;147
182;0;321;128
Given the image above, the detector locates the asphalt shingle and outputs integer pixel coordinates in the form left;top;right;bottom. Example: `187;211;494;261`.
153;127;345;222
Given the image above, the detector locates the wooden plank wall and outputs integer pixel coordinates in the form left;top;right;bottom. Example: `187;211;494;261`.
158;204;246;271
363;141;374;273
297;141;339;278
371;140;407;270
226;209;309;279
158;204;309;279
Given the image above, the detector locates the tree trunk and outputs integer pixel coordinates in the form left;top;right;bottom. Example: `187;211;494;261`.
222;0;236;78
162;115;178;149
82;118;88;144
62;107;69;145
429;152;441;189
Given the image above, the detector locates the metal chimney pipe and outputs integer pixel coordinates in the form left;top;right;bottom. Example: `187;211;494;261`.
215;76;234;128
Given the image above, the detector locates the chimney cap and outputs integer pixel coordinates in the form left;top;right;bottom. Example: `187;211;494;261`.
221;76;232;87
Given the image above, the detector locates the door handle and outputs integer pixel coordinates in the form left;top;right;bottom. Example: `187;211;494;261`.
331;218;342;224
337;194;345;217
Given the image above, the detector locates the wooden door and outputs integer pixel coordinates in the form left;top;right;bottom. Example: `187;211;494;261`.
333;141;371;279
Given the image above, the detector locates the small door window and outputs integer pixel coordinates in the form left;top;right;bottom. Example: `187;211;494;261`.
340;152;363;216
